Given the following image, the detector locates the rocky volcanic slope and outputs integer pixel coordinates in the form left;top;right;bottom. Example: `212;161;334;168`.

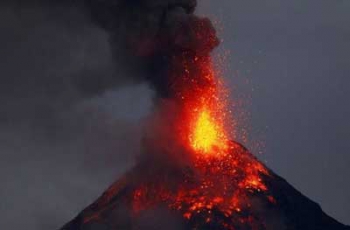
60;143;349;230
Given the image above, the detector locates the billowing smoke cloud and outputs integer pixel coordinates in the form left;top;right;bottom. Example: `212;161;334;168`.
84;0;219;97
0;1;153;230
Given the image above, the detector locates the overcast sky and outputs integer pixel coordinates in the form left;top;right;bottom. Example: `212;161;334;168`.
0;1;349;229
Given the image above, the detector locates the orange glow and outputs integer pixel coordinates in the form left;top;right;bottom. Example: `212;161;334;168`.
128;142;272;229
170;54;230;158
190;107;227;154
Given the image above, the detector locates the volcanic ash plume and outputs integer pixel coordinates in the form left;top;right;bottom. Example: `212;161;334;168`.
85;0;218;97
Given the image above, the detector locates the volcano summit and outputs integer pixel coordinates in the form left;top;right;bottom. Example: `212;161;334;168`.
61;141;349;230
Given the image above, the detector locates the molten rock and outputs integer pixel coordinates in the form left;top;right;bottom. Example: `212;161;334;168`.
60;142;349;230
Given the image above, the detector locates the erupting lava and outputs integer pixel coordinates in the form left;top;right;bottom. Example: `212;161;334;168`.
189;107;227;154
186;65;229;156
132;55;273;229
171;52;231;158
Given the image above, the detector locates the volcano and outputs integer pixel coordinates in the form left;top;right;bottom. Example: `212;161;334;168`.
60;141;349;230
59;1;349;229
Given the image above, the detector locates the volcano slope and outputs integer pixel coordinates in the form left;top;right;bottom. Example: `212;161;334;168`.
60;141;349;230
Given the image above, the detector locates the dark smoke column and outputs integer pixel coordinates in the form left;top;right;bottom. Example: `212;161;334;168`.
84;0;218;98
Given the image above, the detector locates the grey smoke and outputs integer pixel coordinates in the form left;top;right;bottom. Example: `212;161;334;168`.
84;0;218;97
0;1;153;230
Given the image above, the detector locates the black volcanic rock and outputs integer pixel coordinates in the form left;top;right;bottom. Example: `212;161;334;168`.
60;143;350;230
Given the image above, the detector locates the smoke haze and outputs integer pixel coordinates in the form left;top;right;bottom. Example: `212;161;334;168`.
0;1;153;229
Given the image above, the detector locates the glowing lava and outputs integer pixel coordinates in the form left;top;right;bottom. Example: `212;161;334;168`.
190;107;227;154
170;53;230;158
82;54;274;229
125;54;273;229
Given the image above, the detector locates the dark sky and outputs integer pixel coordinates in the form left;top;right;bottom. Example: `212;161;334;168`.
197;0;350;224
0;1;349;229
